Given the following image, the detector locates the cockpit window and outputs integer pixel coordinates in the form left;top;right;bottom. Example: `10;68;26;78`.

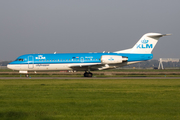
16;58;24;61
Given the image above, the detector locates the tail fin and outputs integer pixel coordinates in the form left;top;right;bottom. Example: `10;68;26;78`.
114;33;171;54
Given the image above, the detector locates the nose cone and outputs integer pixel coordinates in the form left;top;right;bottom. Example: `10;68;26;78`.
7;64;12;70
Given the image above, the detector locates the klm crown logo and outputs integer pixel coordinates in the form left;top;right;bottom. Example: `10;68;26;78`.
136;39;153;49
35;55;46;59
108;57;114;61
141;39;149;44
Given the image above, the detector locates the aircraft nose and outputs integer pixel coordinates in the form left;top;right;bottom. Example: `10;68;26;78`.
7;64;12;69
7;64;10;69
7;64;20;70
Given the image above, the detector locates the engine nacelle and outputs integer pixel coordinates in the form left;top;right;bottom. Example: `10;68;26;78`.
101;55;128;64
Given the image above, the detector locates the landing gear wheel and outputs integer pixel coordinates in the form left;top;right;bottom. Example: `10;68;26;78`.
88;73;93;77
25;74;29;78
84;73;86;77
84;72;93;77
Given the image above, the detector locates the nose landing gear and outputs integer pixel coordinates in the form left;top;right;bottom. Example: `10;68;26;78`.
25;74;29;78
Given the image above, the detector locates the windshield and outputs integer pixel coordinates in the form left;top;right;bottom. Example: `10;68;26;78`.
15;58;24;61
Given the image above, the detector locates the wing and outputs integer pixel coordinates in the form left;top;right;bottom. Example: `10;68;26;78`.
68;63;124;71
68;63;104;71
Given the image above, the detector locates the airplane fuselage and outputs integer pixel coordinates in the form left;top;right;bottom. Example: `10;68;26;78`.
7;33;170;77
7;52;153;71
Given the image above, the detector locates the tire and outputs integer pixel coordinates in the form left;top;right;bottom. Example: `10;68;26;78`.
84;73;87;77
84;72;93;77
25;74;29;78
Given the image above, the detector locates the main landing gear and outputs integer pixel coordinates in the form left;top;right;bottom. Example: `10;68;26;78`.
84;71;93;77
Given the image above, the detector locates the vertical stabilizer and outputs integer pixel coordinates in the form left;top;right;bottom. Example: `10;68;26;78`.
114;33;170;54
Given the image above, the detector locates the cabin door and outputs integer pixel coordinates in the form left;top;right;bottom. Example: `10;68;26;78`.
28;56;34;69
80;57;84;63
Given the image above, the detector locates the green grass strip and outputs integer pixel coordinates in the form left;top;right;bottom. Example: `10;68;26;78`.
0;79;180;120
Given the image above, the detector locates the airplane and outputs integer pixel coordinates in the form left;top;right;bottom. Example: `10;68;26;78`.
7;33;170;77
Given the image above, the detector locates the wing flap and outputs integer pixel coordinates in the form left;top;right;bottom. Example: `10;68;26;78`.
69;63;103;71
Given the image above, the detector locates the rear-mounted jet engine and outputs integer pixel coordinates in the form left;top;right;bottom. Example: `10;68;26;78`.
101;55;128;64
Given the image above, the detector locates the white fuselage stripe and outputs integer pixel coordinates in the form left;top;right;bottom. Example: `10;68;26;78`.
7;63;101;71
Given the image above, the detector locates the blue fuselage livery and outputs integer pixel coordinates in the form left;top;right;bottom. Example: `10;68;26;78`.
7;33;170;77
9;53;152;65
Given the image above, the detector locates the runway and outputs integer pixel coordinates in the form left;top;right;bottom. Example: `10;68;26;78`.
1;77;180;79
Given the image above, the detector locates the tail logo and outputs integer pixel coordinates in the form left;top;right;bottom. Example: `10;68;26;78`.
136;39;153;49
141;39;149;44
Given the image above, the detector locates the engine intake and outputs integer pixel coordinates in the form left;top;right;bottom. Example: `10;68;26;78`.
101;55;128;64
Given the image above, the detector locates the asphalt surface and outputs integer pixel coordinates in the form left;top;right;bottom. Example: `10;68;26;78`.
0;77;180;79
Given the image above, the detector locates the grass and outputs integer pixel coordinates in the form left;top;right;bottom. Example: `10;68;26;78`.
0;79;180;120
1;74;180;77
1;69;180;77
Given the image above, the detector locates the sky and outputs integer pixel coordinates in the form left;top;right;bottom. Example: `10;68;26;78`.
0;0;180;61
